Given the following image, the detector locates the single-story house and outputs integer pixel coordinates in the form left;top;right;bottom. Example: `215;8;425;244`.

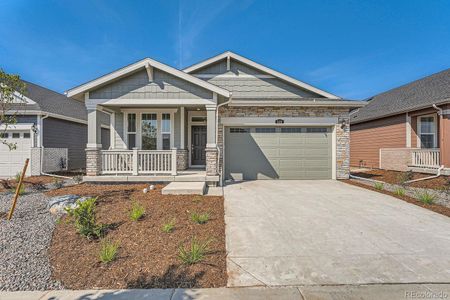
66;51;364;184
0;80;110;178
350;68;450;175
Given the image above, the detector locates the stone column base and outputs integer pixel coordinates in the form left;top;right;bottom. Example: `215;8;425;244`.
176;149;189;171
30;147;42;176
205;147;218;176
86;147;101;176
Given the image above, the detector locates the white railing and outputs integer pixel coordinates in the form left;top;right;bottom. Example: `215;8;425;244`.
101;149;177;175
411;149;441;168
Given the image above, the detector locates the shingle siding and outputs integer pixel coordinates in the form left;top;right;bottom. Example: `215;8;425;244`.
90;69;213;100
43;117;87;170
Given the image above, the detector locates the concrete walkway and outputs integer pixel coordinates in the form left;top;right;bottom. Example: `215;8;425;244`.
2;284;450;299
224;180;450;286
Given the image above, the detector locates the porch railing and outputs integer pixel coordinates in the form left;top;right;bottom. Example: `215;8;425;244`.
101;149;177;175
411;149;441;168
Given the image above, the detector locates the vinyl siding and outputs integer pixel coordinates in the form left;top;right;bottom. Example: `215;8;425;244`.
90;69;213;100
350;114;406;168
42;117;87;170
192;59;325;99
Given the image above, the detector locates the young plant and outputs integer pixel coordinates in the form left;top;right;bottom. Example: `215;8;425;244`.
178;237;212;265
99;239;119;264
10;184;25;195
374;182;384;191
162;218;176;233
190;211;210;224
192;196;202;203
53;178;64;189
397;171;414;185
14;172;21;183
129;201;145;221
394;187;406;197
65;197;104;239
416;191;436;205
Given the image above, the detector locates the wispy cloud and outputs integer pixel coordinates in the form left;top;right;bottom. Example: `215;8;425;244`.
176;0;234;68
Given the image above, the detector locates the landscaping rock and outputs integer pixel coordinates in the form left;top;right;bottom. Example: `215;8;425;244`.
0;192;63;291
48;195;90;215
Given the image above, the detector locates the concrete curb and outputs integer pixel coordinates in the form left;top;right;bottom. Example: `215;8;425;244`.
2;284;450;300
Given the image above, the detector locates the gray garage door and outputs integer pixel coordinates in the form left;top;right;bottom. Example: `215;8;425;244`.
225;127;332;180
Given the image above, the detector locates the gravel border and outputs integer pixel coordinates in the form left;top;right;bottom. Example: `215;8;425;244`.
0;192;63;291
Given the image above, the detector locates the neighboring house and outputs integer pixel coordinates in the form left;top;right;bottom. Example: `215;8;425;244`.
0;81;110;178
66;51;364;184
350;68;450;175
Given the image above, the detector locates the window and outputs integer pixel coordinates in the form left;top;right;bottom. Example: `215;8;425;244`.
192;116;207;122
281;128;302;133
419;115;436;148
306;127;328;133
161;113;171;150
230;128;249;133
127;113;136;149
141;113;157;150
12;133;20;138
23;132;30;138
255;127;276;133
0;133;8;138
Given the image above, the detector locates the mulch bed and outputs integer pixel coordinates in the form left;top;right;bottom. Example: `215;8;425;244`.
352;169;450;190
47;183;227;289
342;179;450;218
0;175;56;192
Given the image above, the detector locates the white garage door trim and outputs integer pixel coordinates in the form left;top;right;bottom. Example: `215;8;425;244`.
0;127;34;178
221;117;337;180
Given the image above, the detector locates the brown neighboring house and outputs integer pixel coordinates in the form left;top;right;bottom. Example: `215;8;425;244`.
350;68;450;175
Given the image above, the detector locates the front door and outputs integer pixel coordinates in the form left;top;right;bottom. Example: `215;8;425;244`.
191;125;207;166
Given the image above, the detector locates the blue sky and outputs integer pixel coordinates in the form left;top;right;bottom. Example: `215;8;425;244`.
0;0;449;99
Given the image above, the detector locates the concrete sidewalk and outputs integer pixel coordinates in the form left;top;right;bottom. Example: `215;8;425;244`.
2;284;450;300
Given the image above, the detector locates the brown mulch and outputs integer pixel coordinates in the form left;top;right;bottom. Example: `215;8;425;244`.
0;175;56;192
48;183;227;289
342;179;450;218
351;169;450;190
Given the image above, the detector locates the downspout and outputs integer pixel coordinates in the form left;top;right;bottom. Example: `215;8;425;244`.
216;92;233;186
39;114;71;179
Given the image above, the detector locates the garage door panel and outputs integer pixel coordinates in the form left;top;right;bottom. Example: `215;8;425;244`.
0;131;31;178
225;127;332;180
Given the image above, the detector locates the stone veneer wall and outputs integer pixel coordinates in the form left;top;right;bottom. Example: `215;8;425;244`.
217;106;350;179
86;148;101;176
176;149;189;171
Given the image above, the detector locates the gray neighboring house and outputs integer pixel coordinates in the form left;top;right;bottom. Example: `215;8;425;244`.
0;80;110;178
66;51;364;184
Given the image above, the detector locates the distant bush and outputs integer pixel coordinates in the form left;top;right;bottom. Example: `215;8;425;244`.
397;171;414;185
374;182;384;191
53;178;64;189
73;175;83;184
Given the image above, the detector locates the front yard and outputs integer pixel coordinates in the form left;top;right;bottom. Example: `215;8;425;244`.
1;181;226;291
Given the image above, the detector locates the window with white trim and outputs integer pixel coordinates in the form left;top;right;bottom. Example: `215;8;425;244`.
127;113;137;149
141;113;157;150
161;113;171;150
419;115;437;149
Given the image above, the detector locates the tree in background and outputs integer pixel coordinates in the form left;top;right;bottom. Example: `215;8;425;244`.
0;69;26;150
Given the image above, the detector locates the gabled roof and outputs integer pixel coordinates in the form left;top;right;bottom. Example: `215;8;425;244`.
66;58;231;100
17;80;87;121
183;51;340;99
351;68;450;124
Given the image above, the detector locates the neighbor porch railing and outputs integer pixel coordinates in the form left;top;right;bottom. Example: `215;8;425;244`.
411;149;441;168
101;149;177;175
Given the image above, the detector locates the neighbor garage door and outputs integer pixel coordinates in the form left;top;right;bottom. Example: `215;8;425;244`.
0;131;32;178
225;127;332;180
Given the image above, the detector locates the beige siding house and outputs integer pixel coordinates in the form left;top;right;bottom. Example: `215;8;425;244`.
66;51;364;185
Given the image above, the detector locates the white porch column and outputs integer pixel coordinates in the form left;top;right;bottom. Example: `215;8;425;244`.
86;99;102;176
87;108;102;148
206;104;217;148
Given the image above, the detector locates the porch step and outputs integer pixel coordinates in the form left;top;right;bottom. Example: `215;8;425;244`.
161;181;206;195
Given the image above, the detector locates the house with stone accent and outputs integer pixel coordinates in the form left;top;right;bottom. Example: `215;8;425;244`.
0;80;110;178
350;68;450;175
66;51;364;185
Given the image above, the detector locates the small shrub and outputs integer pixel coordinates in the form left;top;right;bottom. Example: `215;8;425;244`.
374;182;384;190
416;191;436;205
162;218;176;233
129;201;145;221
178;237;212;265
190;211;210;224
397;171;414;185
73;175;83;184
53;178;64;189
99;239;119;264
11;184;25;195
394;187;406;197
65;197;104;239
14;172;21;182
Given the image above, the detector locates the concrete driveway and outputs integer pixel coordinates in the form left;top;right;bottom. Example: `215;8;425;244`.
224;180;450;286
